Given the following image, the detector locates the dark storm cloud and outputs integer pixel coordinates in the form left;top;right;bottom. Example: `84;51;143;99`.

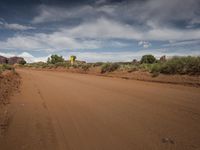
0;0;125;6
29;0;200;29
1;0;199;28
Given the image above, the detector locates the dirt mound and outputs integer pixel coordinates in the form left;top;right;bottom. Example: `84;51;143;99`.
0;71;20;105
106;70;200;87
0;71;20;136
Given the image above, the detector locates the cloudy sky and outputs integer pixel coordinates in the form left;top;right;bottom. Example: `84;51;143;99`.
0;0;200;62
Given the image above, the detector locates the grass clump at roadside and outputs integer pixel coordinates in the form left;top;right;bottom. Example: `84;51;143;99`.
0;64;15;74
99;56;200;75
101;63;120;73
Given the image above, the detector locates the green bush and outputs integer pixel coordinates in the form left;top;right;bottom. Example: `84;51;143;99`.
119;64;139;72
139;63;152;72
140;55;156;64
0;64;14;74
0;65;3;74
160;56;200;75
54;62;70;68
146;56;200;75
19;59;27;65
81;64;91;71
47;54;65;64
101;63;119;73
2;64;13;70
150;63;162;73
92;62;104;67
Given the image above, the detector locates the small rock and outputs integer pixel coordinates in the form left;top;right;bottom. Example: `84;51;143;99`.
162;138;175;144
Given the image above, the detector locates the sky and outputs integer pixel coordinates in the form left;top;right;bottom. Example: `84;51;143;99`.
0;0;200;62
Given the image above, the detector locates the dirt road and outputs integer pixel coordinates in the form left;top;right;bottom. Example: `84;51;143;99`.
1;69;200;150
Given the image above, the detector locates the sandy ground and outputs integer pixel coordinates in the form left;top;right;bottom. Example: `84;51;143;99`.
24;67;200;87
0;69;200;150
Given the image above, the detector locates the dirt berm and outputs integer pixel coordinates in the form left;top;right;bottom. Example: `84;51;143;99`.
0;71;20;137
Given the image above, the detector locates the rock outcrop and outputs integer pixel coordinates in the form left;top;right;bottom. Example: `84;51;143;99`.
7;57;25;65
0;55;25;65
0;56;8;64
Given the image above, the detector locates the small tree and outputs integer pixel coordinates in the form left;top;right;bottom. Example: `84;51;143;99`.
19;59;27;65
47;54;64;64
140;55;156;64
47;57;51;64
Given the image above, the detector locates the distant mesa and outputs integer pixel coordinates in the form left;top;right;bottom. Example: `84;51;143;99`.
0;55;25;65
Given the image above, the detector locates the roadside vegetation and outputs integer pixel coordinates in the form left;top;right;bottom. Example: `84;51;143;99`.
21;54;200;76
0;64;15;74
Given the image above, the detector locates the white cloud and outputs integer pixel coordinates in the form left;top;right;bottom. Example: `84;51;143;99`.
0;32;102;51
0;20;35;31
163;40;200;47
18;52;49;63
4;23;35;30
138;41;151;48
63;18;142;39
62;17;200;41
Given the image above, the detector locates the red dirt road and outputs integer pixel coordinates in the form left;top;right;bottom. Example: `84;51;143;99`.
1;69;200;150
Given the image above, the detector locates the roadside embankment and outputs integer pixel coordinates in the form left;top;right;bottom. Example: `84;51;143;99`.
0;71;20;105
21;67;200;87
0;70;20;136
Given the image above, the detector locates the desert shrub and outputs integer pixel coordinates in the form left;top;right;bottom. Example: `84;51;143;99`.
54;62;70;68
0;65;3;74
2;64;14;70
47;54;65;64
119;64;139;72
140;55;156;64
24;62;49;68
160;56;200;75
71;63;79;68
150;63;163;77
0;64;14;73
127;66;139;73
101;63;119;73
92;62;104;67
139;63;152;72
81;64;91;71
46;63;55;69
150;63;162;73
